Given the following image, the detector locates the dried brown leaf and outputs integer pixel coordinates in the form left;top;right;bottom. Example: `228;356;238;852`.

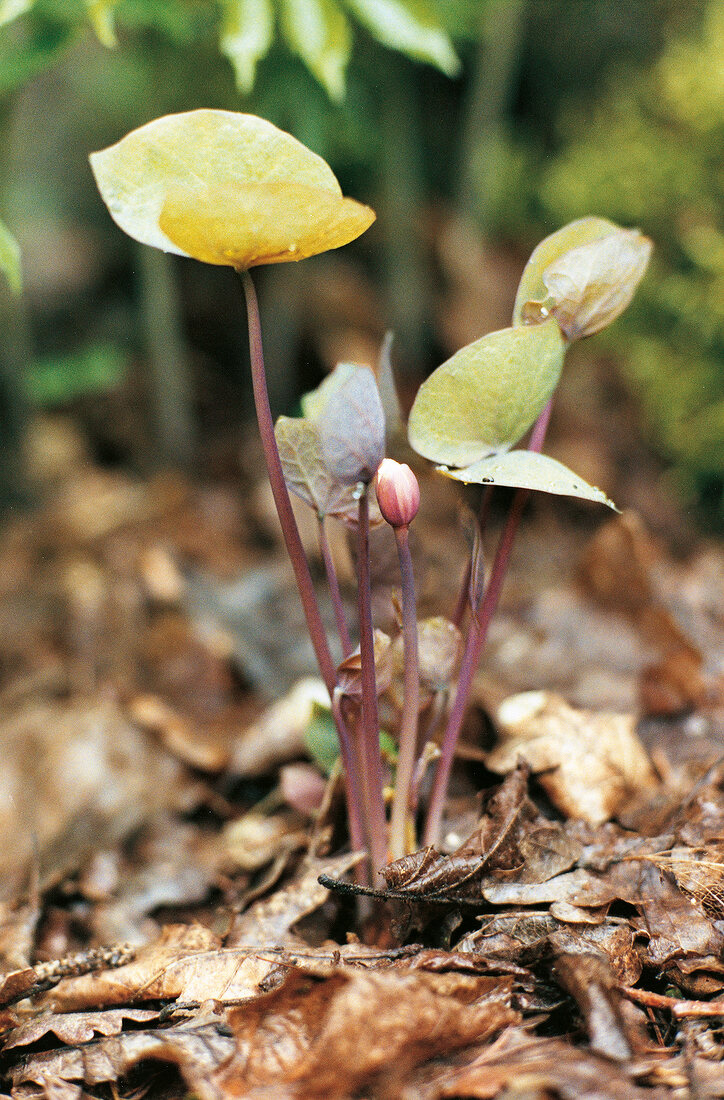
214;967;518;1098
489;691;656;824
226;852;363;947
4;1008;160;1049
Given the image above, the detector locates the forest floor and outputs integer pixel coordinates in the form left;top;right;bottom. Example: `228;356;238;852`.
1;239;723;1098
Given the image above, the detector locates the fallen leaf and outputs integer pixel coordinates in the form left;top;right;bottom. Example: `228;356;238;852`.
488;691;657;825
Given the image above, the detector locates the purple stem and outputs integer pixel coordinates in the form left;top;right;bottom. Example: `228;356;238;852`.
317;516;352;657
356;485;389;876
389;524;420;860
240;270;366;852
422;397;554;847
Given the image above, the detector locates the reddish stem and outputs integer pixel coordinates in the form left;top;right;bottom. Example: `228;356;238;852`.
389;524;420;860
356;485;389;876
423;398;554;847
240;270;365;853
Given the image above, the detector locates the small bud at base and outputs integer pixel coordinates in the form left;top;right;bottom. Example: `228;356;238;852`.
376;459;420;527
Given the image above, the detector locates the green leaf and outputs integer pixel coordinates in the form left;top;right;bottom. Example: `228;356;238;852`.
441;450;618;509
220;0;274;93
407;317;566;467
0;216;21;295
0;0;34;27
280;0;352;102
275;413;359;520
86;0;117;46
25;342;127;406
343;0;460;76
303;703;340;775
513;217;617;327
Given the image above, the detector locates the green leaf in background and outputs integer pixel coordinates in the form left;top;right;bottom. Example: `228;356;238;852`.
512;217;616;326
408;317;566;467
0;0;34;26
220;0;274;93
303;702;340;775
25;343;127;406
442;449;618;509
85;0;117;47
280;0;351;102
0;216;21;294
343;0;460;76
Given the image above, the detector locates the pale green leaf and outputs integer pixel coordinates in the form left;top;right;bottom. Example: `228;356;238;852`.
377;331;404;441
407;318;565;467
275;414;359;520
280;0;351;101
542;229;652;340
300;361;358;420
442;450;618;509
513;217;617;326
0;0;34;27
344;0;460;76
220;0;274;93
86;0;117;47
90;110;374;268
0;216;21;295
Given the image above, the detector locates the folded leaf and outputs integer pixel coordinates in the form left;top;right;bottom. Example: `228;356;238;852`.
541;229;652;340
90;110;375;268
513;217;616;327
275;415;359;521
441;450;618;509
317;365;386;485
408;318;565;467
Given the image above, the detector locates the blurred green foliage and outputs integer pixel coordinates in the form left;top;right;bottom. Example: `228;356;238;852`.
489;1;724;520
25;341;126;405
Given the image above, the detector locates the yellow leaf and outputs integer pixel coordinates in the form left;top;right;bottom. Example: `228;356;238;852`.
90;110;375;268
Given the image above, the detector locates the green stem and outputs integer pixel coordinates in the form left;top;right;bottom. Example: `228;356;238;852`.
356;484;388;876
240;270;366;854
389;524;420;860
317;516;352;657
423;398;554;847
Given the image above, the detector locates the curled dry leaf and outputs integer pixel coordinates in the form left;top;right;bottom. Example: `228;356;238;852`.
408;318;565;467
488;691;656;825
336;629;392;697
230;676;329;778
90;110;375;269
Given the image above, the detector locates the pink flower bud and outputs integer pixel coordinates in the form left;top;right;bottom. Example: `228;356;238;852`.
375;459;420;527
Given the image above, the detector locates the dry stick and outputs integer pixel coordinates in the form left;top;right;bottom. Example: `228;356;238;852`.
389;523;420;860
240;270;366;855
422;398;554;847
356;484;389;876
621;986;724;1019
317;516;352;657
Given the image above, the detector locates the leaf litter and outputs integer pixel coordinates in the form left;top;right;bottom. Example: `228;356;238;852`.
0;404;723;1098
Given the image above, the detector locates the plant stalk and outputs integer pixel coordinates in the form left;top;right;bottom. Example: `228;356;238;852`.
423;398;554;846
356;484;389;876
240;270;366;853
389;524;420;860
